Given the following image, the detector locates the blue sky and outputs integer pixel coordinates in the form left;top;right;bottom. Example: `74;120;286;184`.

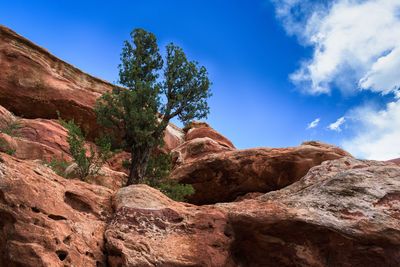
1;1;399;159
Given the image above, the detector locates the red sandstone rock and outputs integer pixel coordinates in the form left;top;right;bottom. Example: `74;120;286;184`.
0;26;184;151
104;185;234;266
0;153;113;266
171;141;352;204
388;158;400;165
0;26;115;139
219;157;400;267
172;137;234;166
102;158;400;266
185;121;235;148
163;123;185;152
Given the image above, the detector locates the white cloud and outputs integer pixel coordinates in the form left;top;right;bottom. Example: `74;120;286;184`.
327;116;345;132
274;0;400;95
273;0;400;160
306;118;320;129
342;99;400;160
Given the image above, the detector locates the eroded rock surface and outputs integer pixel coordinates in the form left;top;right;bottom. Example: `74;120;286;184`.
104;185;234;267
172;141;351;204
220;157;400;267
0;154;112;266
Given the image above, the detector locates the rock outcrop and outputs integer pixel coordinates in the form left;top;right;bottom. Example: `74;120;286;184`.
0;26;115;139
172;141;351;204
0;153;113;266
221;157;400;267
1;25;399;267
0;113;72;163
101;157;400;267
0;26;184;150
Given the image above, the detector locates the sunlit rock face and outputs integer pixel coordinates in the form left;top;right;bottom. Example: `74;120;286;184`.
172;140;351;204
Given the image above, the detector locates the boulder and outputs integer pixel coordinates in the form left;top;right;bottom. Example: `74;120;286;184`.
104;185;234;267
220;157;400;267
171;141;351;204
0;153;113;266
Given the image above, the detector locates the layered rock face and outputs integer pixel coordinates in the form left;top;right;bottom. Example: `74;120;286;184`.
0;26;114;139
0;26;184;149
172;139;351;204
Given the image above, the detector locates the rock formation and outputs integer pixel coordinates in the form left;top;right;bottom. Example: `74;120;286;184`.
0;154;112;266
100;157;400;267
0;25;399;267
222;157;400;266
0;26;184;149
171;139;351;204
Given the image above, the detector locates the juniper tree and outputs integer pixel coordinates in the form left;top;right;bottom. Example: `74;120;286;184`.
95;29;211;185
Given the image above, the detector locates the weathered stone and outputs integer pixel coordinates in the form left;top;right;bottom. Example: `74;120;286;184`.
104;185;234;267
0;153;112;266
219;157;400;267
172;141;351;204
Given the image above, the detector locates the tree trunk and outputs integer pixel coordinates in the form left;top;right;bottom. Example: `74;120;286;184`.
127;147;151;185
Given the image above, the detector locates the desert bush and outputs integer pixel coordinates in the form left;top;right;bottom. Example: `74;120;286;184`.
0;120;21;137
157;181;195;202
0;139;15;155
45;157;70;177
123;152;194;201
59;118;112;180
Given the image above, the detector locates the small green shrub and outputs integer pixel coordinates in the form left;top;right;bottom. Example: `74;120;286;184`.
132;152;194;201
46;158;69;177
157;181;195;202
1;120;22;137
59;118;112;180
0;139;15;155
45;157;70;177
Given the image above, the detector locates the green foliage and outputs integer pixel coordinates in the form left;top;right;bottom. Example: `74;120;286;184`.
157;181;195;202
1;120;22;137
59;118;112;180
144;153;172;186
0;139;15;155
122;153;194;201
45;157;69;177
95;28;212;185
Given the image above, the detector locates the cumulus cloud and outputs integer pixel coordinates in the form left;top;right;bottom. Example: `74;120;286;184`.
306;118;320;129
342;99;400;160
273;0;400;159
274;0;400;95
327;117;345;132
